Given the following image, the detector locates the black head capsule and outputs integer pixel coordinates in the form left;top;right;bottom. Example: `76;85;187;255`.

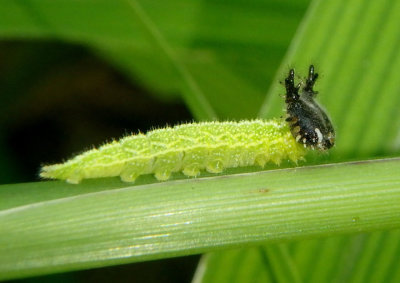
284;65;335;150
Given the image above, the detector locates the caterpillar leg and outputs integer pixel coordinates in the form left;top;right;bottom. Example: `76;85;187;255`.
182;164;201;177
182;147;208;177
120;158;154;183
66;175;83;184
255;154;268;167
120;170;139;183
154;171;172;181
205;160;224;174
152;152;183;181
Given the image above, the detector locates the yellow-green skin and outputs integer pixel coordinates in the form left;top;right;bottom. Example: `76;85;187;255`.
40;119;306;184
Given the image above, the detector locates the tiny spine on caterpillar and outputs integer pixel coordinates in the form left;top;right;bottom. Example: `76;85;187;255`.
40;119;306;184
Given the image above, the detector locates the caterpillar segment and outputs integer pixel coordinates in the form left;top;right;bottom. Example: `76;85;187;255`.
40;119;306;184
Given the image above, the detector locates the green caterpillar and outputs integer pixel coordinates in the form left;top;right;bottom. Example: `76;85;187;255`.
40;119;306;184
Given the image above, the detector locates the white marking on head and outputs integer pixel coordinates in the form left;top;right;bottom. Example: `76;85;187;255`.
315;128;323;144
302;138;307;144
296;135;301;142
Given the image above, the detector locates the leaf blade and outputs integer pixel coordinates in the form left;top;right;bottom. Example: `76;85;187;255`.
1;158;400;280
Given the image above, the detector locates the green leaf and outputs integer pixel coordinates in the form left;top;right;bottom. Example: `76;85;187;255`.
1;158;400;280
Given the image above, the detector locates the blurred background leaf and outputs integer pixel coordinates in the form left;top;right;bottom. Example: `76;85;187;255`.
0;0;310;120
1;0;400;282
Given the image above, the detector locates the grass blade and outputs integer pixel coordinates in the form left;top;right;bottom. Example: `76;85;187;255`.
1;158;400;280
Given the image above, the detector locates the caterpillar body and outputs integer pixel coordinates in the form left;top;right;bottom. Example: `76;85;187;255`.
40;119;306;184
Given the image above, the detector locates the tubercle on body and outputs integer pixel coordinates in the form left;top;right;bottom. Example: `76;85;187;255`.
40;119;306;184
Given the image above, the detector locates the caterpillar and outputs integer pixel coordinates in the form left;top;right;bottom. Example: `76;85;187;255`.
40;65;334;184
40;119;306;184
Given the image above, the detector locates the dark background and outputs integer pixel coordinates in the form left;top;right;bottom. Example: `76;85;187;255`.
1;41;198;283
